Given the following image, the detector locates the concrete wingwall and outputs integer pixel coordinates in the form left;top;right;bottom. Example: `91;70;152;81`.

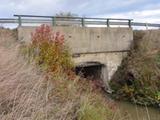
17;26;133;88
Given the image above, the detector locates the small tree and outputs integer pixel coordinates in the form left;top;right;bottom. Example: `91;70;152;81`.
55;12;79;26
56;12;78;17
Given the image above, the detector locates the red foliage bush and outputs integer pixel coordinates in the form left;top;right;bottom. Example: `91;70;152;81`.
31;24;64;46
30;24;74;75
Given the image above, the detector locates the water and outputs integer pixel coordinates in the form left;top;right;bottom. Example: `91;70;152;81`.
117;101;160;120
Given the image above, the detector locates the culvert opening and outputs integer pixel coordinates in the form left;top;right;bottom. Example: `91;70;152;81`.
75;62;112;93
75;62;106;89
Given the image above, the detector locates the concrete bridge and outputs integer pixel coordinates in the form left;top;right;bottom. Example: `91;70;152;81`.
4;14;160;89
18;26;133;88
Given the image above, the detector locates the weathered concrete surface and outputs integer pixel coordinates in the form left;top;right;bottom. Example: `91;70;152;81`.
18;26;133;54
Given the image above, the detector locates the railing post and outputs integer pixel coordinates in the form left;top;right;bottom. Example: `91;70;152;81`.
52;17;56;26
18;16;22;27
81;18;85;27
145;23;148;30
128;20;131;28
107;19;110;27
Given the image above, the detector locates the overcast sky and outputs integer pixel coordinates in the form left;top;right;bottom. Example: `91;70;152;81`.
0;0;160;23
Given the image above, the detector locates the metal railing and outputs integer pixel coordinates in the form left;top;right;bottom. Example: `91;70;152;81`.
0;14;160;28
13;14;133;27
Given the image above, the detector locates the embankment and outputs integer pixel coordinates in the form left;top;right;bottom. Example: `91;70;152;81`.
110;30;160;107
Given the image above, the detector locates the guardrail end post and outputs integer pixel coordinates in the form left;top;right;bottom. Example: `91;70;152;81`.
107;19;110;27
18;16;22;27
128;20;131;28
52;17;56;26
145;23;148;30
81;18;85;27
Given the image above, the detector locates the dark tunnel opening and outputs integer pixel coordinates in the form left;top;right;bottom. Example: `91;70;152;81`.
75;62;104;81
75;62;110;92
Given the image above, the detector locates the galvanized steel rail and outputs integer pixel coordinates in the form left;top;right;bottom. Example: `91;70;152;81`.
0;14;160;28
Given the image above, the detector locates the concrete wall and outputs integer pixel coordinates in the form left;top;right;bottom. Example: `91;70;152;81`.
18;26;133;54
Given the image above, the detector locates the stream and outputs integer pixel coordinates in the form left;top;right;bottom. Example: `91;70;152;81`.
117;101;160;120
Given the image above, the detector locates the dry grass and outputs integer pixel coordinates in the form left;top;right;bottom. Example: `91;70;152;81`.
0;28;79;120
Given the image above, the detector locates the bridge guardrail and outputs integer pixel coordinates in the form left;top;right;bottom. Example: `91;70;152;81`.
0;14;160;28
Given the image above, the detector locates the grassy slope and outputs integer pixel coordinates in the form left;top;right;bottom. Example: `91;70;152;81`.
110;30;160;107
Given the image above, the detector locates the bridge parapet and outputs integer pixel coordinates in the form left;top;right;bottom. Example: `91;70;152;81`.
18;26;133;54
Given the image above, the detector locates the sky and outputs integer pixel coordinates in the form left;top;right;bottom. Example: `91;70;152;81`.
0;0;160;23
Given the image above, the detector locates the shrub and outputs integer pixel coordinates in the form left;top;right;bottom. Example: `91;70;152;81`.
29;24;74;75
